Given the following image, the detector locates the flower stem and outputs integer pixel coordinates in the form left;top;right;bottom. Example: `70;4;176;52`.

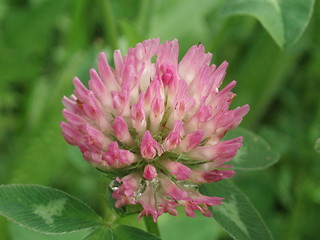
67;0;89;53
137;0;154;37
144;215;160;237
100;0;118;49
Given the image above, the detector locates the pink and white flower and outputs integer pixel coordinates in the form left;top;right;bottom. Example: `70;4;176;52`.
61;38;249;222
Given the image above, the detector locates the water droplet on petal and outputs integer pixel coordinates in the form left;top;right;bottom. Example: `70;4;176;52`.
110;179;121;191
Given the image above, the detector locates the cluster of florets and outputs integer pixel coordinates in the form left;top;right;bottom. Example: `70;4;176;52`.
61;38;249;221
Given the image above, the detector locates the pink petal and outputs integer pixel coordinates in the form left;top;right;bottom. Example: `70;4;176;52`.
143;164;158;180
179;44;212;85
131;93;147;134
162;160;191;180
102;142;136;168
187;137;243;163
159;175;188;201
112;116;134;146
140;131;162;159
162;120;184;151
179;130;204;152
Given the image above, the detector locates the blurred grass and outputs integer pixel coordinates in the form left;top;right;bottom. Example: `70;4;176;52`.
0;0;319;239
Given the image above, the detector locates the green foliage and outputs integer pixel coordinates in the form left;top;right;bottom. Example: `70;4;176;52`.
314;138;320;152
218;0;315;48
225;128;280;170
83;225;161;240
9;224;90;240
158;211;222;240
279;0;315;47
149;0;315;51
149;0;221;50
201;181;273;240
0;185;161;240
219;0;285;47
0;0;319;239
0;185;102;233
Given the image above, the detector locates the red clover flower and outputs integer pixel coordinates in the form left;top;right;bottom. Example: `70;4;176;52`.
61;38;249;222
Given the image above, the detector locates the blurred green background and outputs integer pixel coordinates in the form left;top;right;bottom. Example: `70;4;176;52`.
0;0;319;239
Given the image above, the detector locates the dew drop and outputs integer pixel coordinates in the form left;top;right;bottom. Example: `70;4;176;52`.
182;182;198;189
134;181;147;199
109;180;121;191
164;195;173;201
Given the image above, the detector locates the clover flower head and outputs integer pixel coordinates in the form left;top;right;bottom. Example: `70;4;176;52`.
61;38;249;222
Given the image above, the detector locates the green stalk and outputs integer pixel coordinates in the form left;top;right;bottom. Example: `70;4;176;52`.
103;203;120;227
144;215;160;237
100;0;118;49
67;0;89;53
137;0;154;37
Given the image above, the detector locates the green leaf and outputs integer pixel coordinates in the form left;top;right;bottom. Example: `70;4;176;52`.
201;180;273;240
67;0;91;53
9;51;95;185
224;128;280;170
9;223;90;240
314;138;320;153
105;184;126;217
120;20;144;47
218;0;315;48
150;0;222;51
279;0;315;47
0;185;102;234
158;211;222;240
218;0;284;47
83;225;161;240
0;0;70;82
